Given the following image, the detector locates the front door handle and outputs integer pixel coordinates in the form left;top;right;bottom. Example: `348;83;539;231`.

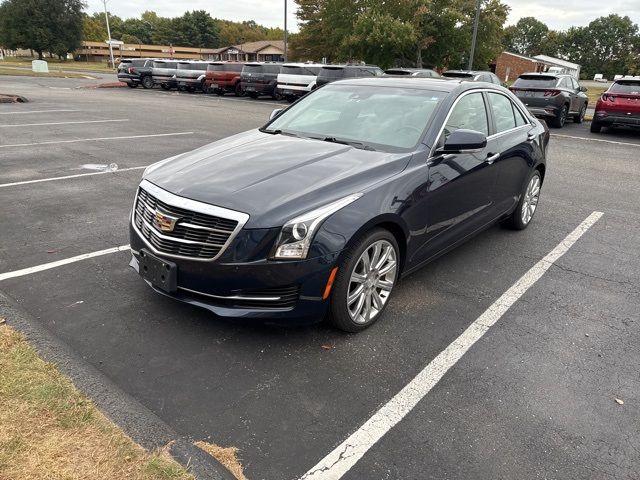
527;132;536;142
485;152;500;164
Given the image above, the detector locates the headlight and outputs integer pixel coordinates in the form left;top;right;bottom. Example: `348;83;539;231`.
272;194;362;260
142;155;180;177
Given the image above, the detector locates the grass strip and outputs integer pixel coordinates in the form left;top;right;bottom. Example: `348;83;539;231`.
0;323;194;480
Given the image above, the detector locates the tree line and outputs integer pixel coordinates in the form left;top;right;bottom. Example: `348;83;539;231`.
290;0;640;79
0;0;284;59
82;10;284;48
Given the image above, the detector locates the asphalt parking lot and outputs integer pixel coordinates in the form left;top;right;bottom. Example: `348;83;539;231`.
1;74;639;480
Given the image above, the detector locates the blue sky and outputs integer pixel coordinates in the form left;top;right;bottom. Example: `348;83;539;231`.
86;0;640;33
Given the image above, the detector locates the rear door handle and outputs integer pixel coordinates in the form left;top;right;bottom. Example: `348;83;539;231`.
485;152;500;164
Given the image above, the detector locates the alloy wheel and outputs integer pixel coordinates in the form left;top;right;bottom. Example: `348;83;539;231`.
521;175;541;225
347;240;397;324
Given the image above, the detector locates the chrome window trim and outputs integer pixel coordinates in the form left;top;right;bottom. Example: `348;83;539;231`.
177;286;282;302
429;88;535;157
132;179;250;262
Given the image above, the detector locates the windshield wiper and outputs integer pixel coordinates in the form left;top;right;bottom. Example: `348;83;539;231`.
260;128;300;137
317;136;377;151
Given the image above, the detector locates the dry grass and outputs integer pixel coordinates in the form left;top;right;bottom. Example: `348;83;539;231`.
0;67;97;79
195;441;247;480
586;85;607;105
0;323;194;480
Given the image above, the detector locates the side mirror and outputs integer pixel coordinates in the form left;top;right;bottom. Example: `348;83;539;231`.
580;86;588;92
437;129;487;154
270;108;284;120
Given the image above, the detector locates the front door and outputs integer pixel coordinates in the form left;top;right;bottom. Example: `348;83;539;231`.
408;91;499;265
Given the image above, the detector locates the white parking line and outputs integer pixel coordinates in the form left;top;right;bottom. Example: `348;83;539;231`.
0;119;129;128
0;166;146;189
0;245;131;282
301;211;604;480
0;109;81;115
0;131;194;148
551;133;640;148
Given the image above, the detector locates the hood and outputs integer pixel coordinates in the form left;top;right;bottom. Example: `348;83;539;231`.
144;130;411;228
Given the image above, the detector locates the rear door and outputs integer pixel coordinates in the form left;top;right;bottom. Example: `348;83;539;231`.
486;91;536;214
416;91;500;261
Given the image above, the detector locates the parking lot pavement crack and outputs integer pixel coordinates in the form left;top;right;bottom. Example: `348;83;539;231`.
550;262;638;291
301;442;358;479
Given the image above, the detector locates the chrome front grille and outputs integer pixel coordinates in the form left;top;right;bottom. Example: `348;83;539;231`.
133;181;248;260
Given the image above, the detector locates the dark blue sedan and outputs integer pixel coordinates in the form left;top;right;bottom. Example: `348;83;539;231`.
129;77;549;331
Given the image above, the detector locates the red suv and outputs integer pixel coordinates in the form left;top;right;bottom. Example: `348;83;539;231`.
204;62;245;96
592;78;640;133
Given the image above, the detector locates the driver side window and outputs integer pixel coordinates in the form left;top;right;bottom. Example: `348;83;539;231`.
444;93;489;138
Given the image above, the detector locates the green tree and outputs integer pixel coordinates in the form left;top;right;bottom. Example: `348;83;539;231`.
0;0;84;59
502;17;548;56
175;10;218;48
342;9;416;67
82;14;108;42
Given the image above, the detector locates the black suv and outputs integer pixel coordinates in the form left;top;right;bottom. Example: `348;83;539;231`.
442;70;502;85
315;65;384;87
117;59;154;89
510;73;588;128
241;63;283;99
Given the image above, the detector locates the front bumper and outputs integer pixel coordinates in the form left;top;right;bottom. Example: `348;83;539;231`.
129;225;339;322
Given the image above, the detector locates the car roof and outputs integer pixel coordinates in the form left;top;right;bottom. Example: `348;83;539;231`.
519;72;571;78
327;76;503;93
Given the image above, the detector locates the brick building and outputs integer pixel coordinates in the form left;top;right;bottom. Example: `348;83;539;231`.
494;51;547;82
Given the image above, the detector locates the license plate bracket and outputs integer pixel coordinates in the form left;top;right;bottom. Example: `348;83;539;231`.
139;250;177;293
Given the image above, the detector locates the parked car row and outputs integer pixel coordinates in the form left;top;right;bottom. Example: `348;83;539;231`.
116;58;508;102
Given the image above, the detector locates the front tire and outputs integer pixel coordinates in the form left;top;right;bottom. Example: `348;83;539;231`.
573;103;587;123
503;170;542;230
590;120;602;133
551;104;568;128
328;229;399;332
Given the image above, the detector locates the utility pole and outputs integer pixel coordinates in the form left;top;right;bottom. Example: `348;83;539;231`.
467;0;481;70
103;0;115;69
284;0;288;62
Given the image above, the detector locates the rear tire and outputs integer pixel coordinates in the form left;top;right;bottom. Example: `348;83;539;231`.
503;170;542;230
141;76;154;89
273;91;283;101
234;83;243;97
550;104;568;128
573;103;587;123
201;81;208;93
590;120;602;133
328;228;399;332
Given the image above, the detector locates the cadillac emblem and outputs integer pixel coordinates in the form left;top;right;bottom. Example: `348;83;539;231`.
153;210;179;232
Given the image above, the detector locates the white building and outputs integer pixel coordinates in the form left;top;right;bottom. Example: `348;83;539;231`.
533;55;581;79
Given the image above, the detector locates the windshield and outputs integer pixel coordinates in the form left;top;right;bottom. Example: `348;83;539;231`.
318;67;346;80
610;81;640;94
513;76;558;88
264;84;445;151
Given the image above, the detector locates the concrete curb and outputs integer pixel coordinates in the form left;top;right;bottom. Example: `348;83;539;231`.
0;290;235;480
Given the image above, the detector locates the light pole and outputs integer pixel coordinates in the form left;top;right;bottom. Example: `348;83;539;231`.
284;0;288;62
102;0;115;68
467;0;481;70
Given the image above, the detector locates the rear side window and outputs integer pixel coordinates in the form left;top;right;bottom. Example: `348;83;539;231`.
513;76;558;88
443;71;473;79
154;61;176;68
319;67;345;80
445;92;489;136
488;93;518;133
131;60;147;67
610;81;640;94
281;66;319;76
